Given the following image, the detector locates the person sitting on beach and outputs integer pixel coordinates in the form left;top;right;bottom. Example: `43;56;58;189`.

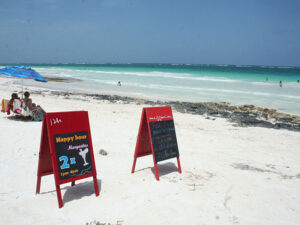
23;91;45;120
7;93;23;115
23;91;45;112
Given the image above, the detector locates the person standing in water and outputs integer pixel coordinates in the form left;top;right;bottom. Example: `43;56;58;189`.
266;77;269;81
279;80;282;87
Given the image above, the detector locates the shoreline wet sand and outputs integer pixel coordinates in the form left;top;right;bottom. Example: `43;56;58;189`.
31;88;300;132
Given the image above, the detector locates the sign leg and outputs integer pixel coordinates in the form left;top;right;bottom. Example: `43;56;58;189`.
154;162;160;181
131;157;137;173
56;185;64;208
93;175;99;196
36;175;41;194
177;157;182;173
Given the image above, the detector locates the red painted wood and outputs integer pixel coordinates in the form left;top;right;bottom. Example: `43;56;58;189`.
177;157;182;173
36;111;99;208
132;106;181;181
131;157;137;174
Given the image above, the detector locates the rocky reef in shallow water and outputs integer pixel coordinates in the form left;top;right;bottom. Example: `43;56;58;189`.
37;90;300;132
169;101;300;132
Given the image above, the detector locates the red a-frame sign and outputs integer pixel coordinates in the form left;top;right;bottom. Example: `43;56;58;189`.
131;106;182;180
36;111;99;208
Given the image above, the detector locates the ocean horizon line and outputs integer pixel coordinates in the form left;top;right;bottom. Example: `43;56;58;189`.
1;62;300;69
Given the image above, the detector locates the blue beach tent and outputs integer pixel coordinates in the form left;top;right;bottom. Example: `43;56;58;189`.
0;66;47;97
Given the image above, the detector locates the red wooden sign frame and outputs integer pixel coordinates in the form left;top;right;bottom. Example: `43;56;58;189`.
36;111;99;208
131;106;182;180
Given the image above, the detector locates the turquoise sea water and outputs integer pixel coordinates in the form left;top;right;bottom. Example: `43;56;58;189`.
2;64;300;115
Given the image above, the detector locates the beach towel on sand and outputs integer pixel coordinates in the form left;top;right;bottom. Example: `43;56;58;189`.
31;108;44;121
22;105;32;117
1;99;9;113
12;99;23;114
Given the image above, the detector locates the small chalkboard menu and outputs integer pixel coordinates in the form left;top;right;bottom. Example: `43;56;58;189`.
131;106;182;181
150;120;179;162
54;131;93;180
36;111;99;208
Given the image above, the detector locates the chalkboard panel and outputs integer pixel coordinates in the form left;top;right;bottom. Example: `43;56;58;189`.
54;131;93;180
150;120;179;162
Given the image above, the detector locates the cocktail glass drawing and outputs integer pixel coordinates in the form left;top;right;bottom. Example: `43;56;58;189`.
79;148;89;166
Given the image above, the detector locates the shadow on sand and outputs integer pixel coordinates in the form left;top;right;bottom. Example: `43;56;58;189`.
62;179;102;204
39;179;101;205
151;162;179;178
6;115;33;122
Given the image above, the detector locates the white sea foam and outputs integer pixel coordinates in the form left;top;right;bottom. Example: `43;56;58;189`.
35;66;239;83
83;79;300;101
215;64;229;67
84;70;237;83
277;66;294;69
277;94;300;100
235;65;253;68
251;82;275;86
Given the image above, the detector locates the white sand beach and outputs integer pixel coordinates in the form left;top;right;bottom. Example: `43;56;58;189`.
0;78;300;225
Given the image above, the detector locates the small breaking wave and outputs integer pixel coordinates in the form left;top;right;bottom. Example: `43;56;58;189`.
38;67;238;83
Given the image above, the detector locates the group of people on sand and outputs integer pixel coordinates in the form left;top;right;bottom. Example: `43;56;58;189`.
6;91;45;121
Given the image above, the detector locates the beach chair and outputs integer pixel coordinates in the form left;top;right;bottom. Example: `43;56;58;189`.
3;98;24;116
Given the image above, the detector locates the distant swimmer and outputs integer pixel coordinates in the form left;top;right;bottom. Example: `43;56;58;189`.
266;77;269;81
279;80;282;88
117;81;121;86
297;80;299;83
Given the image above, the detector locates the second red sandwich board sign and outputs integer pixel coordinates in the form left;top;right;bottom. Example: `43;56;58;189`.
131;106;182;180
36;111;99;208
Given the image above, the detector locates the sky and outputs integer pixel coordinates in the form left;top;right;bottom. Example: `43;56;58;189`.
0;0;300;66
